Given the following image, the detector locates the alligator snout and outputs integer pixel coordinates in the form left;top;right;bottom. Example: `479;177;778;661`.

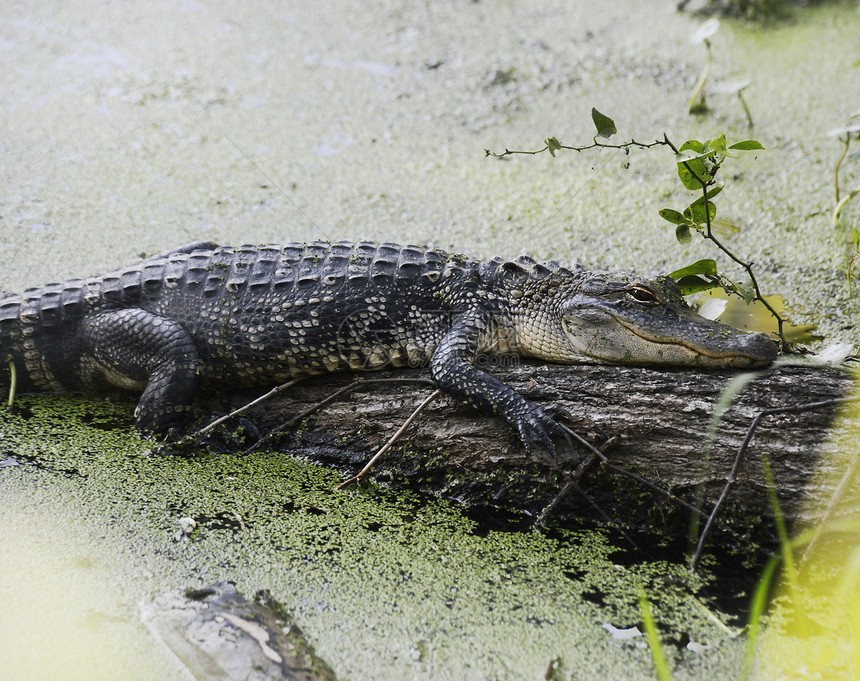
729;330;778;367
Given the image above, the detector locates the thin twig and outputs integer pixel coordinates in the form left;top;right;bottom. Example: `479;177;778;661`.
536;451;599;527
335;389;443;490
558;422;705;517
243;376;437;454
691;396;859;569
197;378;306;436
485;137;667;159
557;423;609;462
245;378;365;454
571;481;642;552
603;460;706;518
6;358;16;409
166;377;308;450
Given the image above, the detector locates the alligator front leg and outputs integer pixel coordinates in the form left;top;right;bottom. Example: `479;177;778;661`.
80;309;200;432
429;310;564;453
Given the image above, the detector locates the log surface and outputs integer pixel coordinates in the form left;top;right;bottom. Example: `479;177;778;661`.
219;362;857;533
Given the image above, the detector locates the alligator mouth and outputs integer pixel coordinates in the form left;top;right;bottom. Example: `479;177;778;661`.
613;316;778;367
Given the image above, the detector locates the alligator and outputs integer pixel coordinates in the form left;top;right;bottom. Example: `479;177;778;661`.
0;240;777;450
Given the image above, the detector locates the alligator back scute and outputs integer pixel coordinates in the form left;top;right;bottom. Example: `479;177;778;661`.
163;257;190;289
248;249;280;292
0;293;22;348
60;281;87;318
182;260;209;292
142;262;167;294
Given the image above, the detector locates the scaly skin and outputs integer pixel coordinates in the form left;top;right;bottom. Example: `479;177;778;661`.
0;241;777;450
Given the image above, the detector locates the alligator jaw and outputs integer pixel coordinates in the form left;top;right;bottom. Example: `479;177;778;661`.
560;307;778;369
554;273;779;370
616;317;778;368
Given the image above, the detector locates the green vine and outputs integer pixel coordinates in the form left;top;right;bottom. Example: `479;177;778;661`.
486;108;786;346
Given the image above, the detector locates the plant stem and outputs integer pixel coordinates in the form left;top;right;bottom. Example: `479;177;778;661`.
834;132;850;204
485;137;666;159
688;39;712;114
737;91;753;128
663;137;786;344
834;181;860;227
6;358;16;409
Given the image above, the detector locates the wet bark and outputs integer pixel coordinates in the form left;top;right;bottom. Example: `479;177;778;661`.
215;362;857;539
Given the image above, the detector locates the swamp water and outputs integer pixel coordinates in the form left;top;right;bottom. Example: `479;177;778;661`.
1;0;859;678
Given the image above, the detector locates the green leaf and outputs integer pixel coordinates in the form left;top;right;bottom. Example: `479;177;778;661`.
674;275;722;295
658;208;692;226
669;258;719;280
725;279;757;304
675;139;703;157
676;140;716;191
675;224;692;244
545;136;562;157
703;184;723;201
683;186;722;224
727;140;765;151
591;108;617;139
668;261;722;295
704;134;727;155
684;200;717;225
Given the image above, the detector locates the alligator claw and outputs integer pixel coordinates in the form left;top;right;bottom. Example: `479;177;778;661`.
513;403;567;455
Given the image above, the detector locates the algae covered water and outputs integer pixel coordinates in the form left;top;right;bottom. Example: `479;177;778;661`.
1;0;858;679
1;394;747;681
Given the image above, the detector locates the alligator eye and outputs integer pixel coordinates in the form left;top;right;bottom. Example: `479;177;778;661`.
626;286;660;305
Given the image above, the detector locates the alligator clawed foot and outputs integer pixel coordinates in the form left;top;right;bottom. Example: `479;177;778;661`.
514;403;571;456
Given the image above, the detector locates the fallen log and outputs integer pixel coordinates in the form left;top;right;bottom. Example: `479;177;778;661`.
212;362;857;541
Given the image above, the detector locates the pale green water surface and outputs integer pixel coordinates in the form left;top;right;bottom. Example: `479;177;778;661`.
1;1;859;679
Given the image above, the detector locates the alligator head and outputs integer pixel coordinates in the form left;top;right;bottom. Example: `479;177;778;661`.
516;271;777;369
